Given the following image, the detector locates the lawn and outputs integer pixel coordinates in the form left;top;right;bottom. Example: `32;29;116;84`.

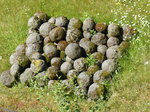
0;0;150;112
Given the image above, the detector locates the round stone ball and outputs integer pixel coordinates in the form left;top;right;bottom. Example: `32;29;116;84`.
66;29;82;43
118;40;129;53
30;59;47;73
68;18;82;30
74;58;87;72
93;70;111;83
34;12;49;22
43;43;58;59
57;41;68;51
10;63;23;77
87;83;104;100
10;53;30;68
107;37;119;47
0;70;15;87
25;44;42;57
55;16;69;27
20;68;35;84
106;45;119;59
45;66;58;79
28;16;42;29
15;44;26;55
65;43;83;60
97;45;107;55
108;24;121;37
95;22;107;33
77;72;91;89
26;32;44;45
51;57;62;69
39;22;55;37
60;62;73;74
87;65;100;75
83;31;92;38
122;24;136;40
91;52;105;65
91;33;107;45
49;27;66;42
101;59;116;73
82;18;95;31
67;69;78;81
48;17;56;24
79;38;97;54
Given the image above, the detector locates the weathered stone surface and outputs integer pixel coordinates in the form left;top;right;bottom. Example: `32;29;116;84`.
15;44;26;55
97;45;107;55
39;22;55;37
49;27;66;42
74;58;87;72
118;41;129;53
43;43;58;59
51;57;62;69
30;59;47;73
93;70;111;83
34;12;49;22
106;45;119;59
48;17;56;24
55;16;69;27
82;18;95;31
65;43;83;60
60;62;73;74
67;69;78;81
108;24;121;37
87;65;100;75
107;37;119;47
68;18;82;30
79;38;96;53
10;53;30;68
28;28;37;35
88;83;104;100
66;29;82;43
91;33;107;45
83;31;92;38
26;32;44;45
95;22;107;33
91;52;104;65
45;66;58;80
0;70;15;87
20;68;35;84
10;63;23;77
122;24;136;40
34;71;48;87
77;72;91;89
26;44;42;57
101;59;116;72
28;16;42;29
57;41;68;51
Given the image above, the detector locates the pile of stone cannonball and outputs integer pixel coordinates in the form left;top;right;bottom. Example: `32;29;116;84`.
0;12;135;100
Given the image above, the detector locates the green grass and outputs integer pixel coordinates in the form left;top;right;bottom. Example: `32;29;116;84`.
0;0;150;111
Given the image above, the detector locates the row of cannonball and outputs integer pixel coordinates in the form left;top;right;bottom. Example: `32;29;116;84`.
1;12;135;100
